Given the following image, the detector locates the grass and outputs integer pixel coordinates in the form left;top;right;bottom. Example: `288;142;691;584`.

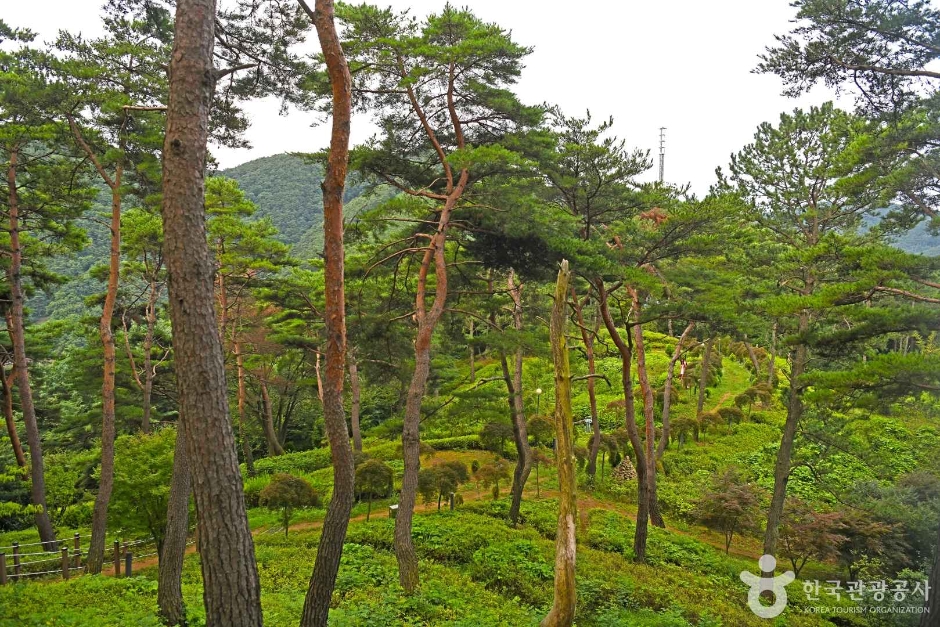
0;345;894;626
0;493;857;626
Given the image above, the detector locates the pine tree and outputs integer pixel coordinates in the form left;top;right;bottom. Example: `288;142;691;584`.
160;0;263;622
0;23;93;549
722;102;940;567
339;3;538;592
54;7;169;573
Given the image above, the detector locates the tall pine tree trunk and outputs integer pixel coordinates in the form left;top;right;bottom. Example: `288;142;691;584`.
631;290;664;529
259;377;284;456
506;272;530;526
394;173;467;593
767;322;778;387
696;338;713;416
762;315;808;561
299;1;356;624
397;317;433;591
161;1;262;622
158;427;191;626
0;363;25;468
920;522;940;626
597;280;649;562
6;147;56;549
468;320;475;383
88;178;122;574
744;336;761;377
658;322;694;460
541;260;576;627
141;280;159;434
234;341;255;474
572;292;601;481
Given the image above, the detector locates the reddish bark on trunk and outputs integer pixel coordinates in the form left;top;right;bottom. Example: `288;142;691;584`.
299;1;357;624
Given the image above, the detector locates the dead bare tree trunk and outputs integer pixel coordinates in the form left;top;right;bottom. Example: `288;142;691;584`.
6;146;56;549
541;260;576;627
161;0;262;622
158;427;191;626
597;280;648;563
299;1;357;624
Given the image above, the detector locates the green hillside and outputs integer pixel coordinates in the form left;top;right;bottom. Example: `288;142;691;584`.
4;333;934;625
220;154;326;247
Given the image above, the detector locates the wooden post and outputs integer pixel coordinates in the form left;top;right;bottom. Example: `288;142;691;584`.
113;540;121;576
73;533;80;551
124;551;132;578
61;547;69;580
74;548;82;570
12;542;19;579
389;504;398;519
0;553;6;585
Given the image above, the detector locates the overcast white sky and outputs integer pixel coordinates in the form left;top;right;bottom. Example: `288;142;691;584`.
5;0;839;194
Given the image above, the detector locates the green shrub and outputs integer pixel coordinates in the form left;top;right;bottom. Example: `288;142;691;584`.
258;474;321;536
463;498;558;539
248;448;334;476
59;501;95;528
244;474;271;508
425;435;482;452
469;539;554;606
110;428;181;547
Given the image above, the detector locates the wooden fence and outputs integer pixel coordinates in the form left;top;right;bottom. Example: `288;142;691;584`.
0;530;194;584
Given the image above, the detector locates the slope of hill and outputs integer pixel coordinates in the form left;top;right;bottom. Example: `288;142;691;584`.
892;220;940;256
220;153;326;246
220;153;395;260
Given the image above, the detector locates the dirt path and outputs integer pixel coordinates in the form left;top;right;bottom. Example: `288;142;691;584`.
709;390;734;413
118;450;761;576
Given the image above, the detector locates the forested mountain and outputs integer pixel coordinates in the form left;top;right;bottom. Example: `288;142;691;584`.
221;154;398;259
30;155;389;320
893;221;940;257
219;153;325;247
